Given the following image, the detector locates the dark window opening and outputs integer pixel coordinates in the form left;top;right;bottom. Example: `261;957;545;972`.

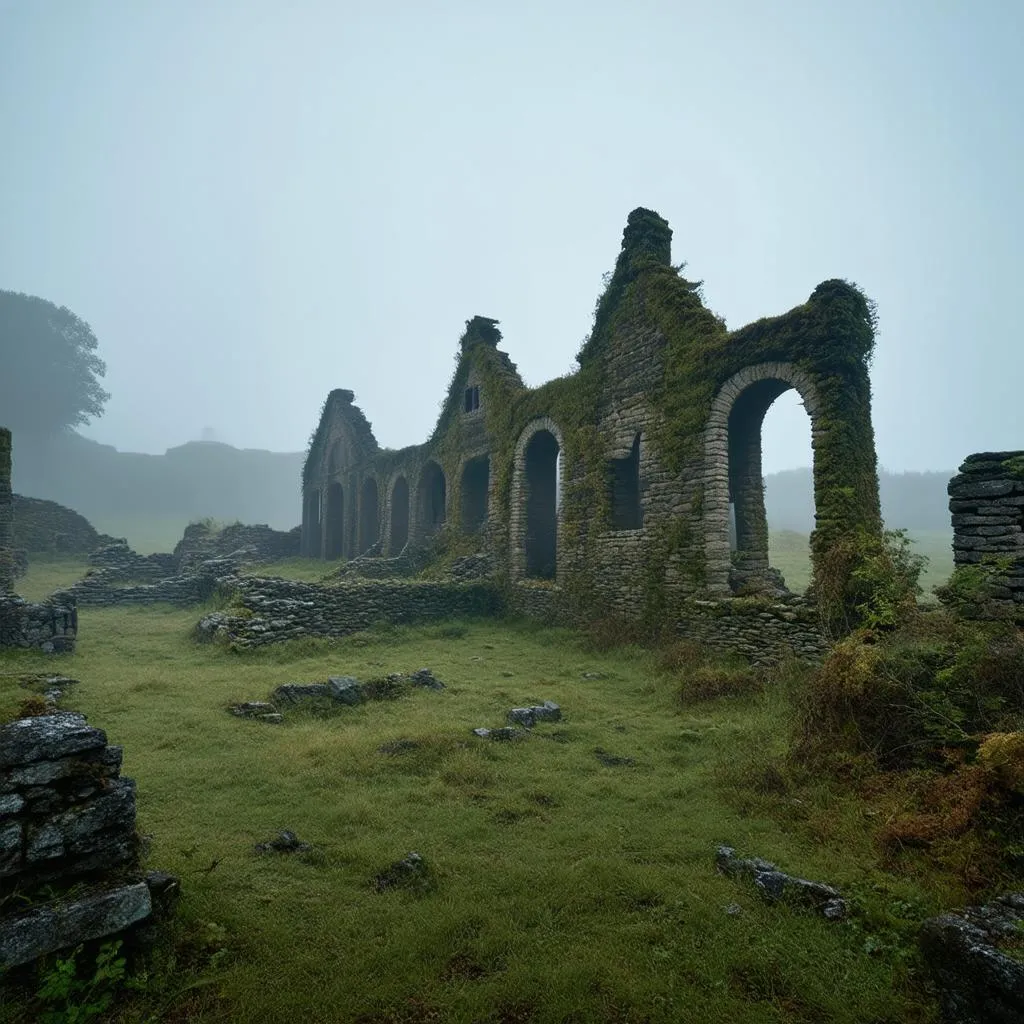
325;481;345;560
463;386;480;412
525;430;559;579
609;434;641;530
359;478;379;554
305;489;322;556
419;462;447;533
460;456;489;531
390;476;409;553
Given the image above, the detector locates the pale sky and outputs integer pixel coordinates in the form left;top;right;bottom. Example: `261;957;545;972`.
1;0;1021;473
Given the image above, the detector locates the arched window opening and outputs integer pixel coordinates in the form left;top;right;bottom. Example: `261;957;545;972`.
728;382;810;595
525;430;560;579
390;476;409;553
419;461;447;534
359;478;379;554
460;456;489;532
325;481;345;560
610;434;642;530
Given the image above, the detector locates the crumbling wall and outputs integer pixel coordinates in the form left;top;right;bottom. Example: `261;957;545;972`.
0;429;13;594
298;211;882;660
0;711;176;969
12;494;113;555
945;452;1024;620
195;575;502;648
0;429;78;652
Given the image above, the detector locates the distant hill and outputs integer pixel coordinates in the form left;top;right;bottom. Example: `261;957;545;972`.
10;431;303;548
765;467;954;533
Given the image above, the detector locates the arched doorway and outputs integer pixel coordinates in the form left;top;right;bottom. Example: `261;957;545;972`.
325;481;345;560
512;421;563;580
418;461;446;535
460;455;489;532
704;363;821;596
390;476;409;553
359;477;379;554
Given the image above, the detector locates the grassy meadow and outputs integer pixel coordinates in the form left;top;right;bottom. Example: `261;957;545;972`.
0;559;967;1023
768;529;953;596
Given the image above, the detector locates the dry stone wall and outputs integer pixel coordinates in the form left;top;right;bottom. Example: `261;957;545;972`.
1;429;78;652
0;711;175;969
12;494;114;555
947;452;1024;620
195;575;502;648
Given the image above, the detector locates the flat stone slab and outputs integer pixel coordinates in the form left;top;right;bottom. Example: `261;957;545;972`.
0;713;106;768
0;880;151;969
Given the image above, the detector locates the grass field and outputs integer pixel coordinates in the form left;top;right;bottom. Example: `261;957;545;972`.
769;529;953;596
0;560;965;1023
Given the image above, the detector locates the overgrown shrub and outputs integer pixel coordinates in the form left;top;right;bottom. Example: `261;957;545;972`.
794;614;1024;769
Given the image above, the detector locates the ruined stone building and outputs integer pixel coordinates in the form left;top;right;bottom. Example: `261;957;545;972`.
301;209;883;654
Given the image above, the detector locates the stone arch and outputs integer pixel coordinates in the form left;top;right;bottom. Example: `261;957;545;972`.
511;418;564;580
460;454;490;532
359;477;379;554
388;475;410;554
702;362;822;596
417;461;447;536
325;481;345;560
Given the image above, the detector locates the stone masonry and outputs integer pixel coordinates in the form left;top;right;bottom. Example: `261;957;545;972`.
298;210;883;660
0;711;175;969
0;429;78;652
947;452;1024;619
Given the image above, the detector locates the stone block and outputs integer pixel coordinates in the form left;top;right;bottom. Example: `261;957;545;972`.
0;880;152;969
0;713;106;768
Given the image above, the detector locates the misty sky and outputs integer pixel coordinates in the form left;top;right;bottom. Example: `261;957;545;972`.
1;1;1021;473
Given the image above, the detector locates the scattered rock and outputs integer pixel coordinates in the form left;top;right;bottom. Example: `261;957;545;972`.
715;846;847;919
374;851;433;893
582;672;605;680
506;701;561;728
472;726;527;742
254;830;312;854
327;676;363;704
920;892;1024;1023
271;683;330;705
595;748;637;767
409;668;445;691
725;903;743;916
228;701;283;724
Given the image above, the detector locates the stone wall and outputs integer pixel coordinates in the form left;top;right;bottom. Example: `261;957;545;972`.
0;711;175;969
298;210;881;661
195;575;503;648
173;521;300;568
1;428;79;652
0;428;13;594
12;494;113;555
947;452;1024;619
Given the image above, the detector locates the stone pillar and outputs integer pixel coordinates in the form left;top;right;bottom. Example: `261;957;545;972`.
0;428;13;594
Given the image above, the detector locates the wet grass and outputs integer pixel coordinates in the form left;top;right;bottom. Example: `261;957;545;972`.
0;563;953;1023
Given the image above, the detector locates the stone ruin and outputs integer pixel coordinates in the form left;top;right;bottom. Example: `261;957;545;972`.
0;709;177;970
0;429;77;653
298;208;884;660
945;452;1024;620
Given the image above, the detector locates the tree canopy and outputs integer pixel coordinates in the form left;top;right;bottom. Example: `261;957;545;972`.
0;290;109;434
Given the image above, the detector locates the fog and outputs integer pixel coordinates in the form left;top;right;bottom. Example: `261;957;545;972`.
1;0;1021;473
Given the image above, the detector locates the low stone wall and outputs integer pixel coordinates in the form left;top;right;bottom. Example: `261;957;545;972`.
678;597;827;664
0;711;176;969
59;563;229;608
89;541;177;582
947;452;1024;619
195;575;503;648
174;521;300;569
0;595;77;653
12;495;113;555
